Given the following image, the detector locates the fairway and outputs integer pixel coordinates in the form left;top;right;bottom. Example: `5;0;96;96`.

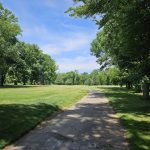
0;86;150;150
0;85;89;149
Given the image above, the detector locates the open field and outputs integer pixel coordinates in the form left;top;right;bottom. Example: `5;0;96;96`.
99;86;150;150
0;85;150;150
0;85;89;149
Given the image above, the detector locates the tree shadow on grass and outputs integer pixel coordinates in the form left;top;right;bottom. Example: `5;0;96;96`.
0;103;59;149
1;90;149;150
0;85;37;89
97;87;150;150
98;87;150;115
3;94;129;150
120;118;150;150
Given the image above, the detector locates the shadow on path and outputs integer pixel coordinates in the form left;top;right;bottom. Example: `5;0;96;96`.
4;92;129;150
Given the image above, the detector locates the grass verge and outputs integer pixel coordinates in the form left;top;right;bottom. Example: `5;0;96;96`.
99;86;150;150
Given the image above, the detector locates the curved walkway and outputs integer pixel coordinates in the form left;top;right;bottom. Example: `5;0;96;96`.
4;91;129;150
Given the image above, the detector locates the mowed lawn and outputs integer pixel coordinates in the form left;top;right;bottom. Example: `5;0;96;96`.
99;86;150;150
0;85;89;149
0;86;150;150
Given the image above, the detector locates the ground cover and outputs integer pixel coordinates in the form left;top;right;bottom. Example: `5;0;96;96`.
99;86;150;150
0;85;89;149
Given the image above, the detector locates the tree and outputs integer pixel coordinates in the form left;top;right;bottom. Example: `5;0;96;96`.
8;42;31;85
0;2;57;86
79;72;89;85
66;71;76;85
6;42;57;85
90;70;100;85
67;0;150;99
39;53;57;85
0;3;21;86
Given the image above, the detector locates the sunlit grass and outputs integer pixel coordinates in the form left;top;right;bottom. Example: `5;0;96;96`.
0;85;89;149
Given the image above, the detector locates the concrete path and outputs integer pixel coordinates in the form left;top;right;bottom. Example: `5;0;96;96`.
4;91;129;150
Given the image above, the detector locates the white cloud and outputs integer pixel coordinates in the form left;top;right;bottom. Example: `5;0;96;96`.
21;24;94;55
41;32;92;55
61;23;84;30
57;56;99;73
22;25;50;39
42;0;57;8
19;22;98;73
41;0;73;9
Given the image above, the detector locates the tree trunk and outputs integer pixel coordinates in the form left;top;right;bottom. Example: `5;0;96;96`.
126;82;132;89
30;79;33;85
142;83;149;100
126;82;128;88
0;74;2;86
126;82;129;88
72;78;75;85
130;83;133;89
14;80;18;85
0;74;5;86
135;84;142;92
120;82;123;87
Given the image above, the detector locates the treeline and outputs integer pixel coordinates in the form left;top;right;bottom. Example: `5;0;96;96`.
0;3;57;86
67;0;150;99
55;68;120;85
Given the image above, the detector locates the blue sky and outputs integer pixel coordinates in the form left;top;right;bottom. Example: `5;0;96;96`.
1;0;99;73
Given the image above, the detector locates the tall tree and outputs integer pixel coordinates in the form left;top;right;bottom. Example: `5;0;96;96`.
67;0;150;98
0;3;21;86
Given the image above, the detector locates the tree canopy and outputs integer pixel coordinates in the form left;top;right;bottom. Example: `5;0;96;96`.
67;0;150;98
55;68;120;86
0;3;57;86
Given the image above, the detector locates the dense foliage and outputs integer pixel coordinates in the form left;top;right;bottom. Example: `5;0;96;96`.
67;0;150;98
55;68;120;85
0;3;57;86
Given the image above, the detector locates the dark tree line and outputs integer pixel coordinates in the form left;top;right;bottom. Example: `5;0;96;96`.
67;0;150;99
0;3;57;86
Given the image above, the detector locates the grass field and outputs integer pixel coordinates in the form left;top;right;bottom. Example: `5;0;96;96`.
0;85;89;149
99;86;150;150
0;85;149;150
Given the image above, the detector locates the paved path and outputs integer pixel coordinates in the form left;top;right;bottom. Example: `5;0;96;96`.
4;91;129;150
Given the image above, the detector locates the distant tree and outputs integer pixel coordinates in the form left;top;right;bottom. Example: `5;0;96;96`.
6;42;57;85
79;72;89;85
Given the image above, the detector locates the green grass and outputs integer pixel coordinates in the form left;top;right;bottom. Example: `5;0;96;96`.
0;85;89;149
99;86;150;150
1;85;149;150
